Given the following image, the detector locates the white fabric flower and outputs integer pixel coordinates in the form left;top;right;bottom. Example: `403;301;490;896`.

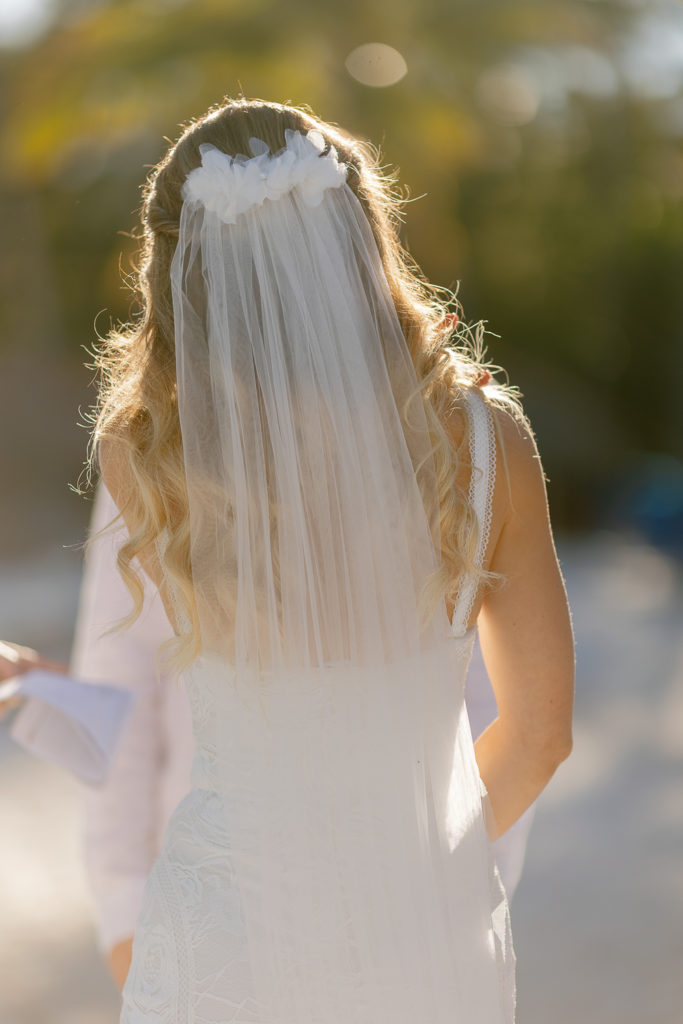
181;128;348;224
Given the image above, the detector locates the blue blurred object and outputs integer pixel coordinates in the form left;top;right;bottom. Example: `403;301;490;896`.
610;455;683;560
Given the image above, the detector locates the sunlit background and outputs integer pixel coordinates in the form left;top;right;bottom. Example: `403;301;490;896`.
0;0;682;1021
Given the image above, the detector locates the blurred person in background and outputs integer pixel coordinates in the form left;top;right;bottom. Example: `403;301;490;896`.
82;96;574;1021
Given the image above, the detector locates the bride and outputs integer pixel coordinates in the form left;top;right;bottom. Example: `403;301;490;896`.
88;97;574;1023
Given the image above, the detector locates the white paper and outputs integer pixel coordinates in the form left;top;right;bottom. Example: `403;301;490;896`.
1;670;134;786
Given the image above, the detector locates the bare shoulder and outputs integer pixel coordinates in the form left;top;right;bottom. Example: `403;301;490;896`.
442;390;541;488
485;400;566;609
488;402;549;529
441;392;547;547
489;401;537;457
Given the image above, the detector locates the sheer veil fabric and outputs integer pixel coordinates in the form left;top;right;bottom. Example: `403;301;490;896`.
167;128;516;1022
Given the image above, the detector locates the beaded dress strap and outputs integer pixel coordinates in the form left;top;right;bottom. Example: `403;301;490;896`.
449;390;496;637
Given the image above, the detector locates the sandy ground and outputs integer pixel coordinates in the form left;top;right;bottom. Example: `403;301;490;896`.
0;532;682;1024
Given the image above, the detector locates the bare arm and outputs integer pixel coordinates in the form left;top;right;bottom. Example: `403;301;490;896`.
474;408;575;840
108;936;134;989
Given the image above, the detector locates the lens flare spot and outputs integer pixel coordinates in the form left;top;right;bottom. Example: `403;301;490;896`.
345;43;408;88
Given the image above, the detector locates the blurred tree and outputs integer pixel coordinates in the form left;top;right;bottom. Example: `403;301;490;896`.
0;0;681;552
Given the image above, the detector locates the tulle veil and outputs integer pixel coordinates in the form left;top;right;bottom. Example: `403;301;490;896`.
162;126;515;1023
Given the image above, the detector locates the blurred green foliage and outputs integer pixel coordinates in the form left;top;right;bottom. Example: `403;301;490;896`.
0;0;681;554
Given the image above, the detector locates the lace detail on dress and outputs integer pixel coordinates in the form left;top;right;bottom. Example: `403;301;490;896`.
449;389;497;637
120;785;260;1023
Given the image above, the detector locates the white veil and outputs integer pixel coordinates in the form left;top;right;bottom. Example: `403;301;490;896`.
168;127;515;1023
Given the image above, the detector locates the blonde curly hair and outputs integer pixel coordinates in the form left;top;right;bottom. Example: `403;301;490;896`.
82;96;523;677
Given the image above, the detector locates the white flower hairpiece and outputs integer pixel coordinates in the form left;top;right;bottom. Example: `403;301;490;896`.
181;128;348;224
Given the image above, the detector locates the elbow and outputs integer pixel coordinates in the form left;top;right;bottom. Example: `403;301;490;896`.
533;728;573;770
499;708;574;770
550;731;573;765
510;721;573;770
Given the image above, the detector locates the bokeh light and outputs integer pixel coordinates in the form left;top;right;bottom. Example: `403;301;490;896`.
474;64;540;127
345;43;408;88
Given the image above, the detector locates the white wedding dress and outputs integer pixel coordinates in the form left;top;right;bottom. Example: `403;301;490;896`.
119;390;516;1023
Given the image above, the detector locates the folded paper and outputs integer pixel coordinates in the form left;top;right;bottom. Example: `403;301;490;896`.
1;669;134;786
